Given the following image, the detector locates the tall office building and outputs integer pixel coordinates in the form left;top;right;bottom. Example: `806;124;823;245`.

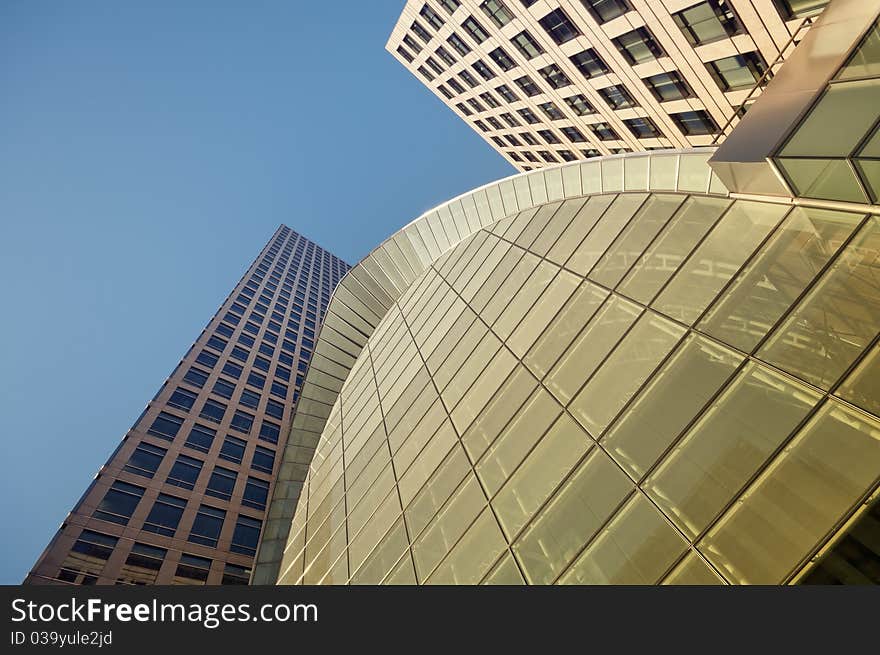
26;225;349;585
387;0;829;171
257;0;880;585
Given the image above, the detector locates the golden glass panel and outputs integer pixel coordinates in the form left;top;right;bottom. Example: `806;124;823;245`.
699;207;861;353
391;401;447;475
837;20;880;81
777;158;868;204
432;318;488;392
481;251;540;326
350;518;409;585
514;202;561;249
653;201;788;325
560;494;687;584
855;159;880;203
603;335;743;481
699;401;880;584
493;413;594;539
397;421;458;507
507;270;580;359
493;259;559;341
405;444;471;540
523;281;609;379
529;198;588;256
384;552;417;585
482;552;526;585
450;348;518;434
513;449;633;584
546;294;642;404
463;366;537;461
644;363;821;540
545;195;616;266
566;193;648;275
570;311;686;437
618;196;731;305
347;464;396;537
427;509;508;585
759;217;880;390
837;342;880;416
588;194;686;289
348;489;402;573
661;552;726;585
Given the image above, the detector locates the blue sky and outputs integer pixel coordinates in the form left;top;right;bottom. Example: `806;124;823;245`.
0;1;512;583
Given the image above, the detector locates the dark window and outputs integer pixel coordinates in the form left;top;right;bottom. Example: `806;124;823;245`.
70;530;118;562
222;563;251;585
581;0;631;23
188;505;226;548
199;399;227;424
259;420;281;444
591;122;620;140
468;98;485;113
94;481;144;525
487;116;504;129
185;423;216;454
496;84;519;102
570;49;608;78
243;478;270;511
473;59;496;81
671;110;719;135
243;321;260;335
403;34;422;55
212;378;236;399
520;131;539;145
539;8;581;45
439;0;460;14
514;75;541;97
230;346;249;362
624;117;663;138
220;435;247;465
538;129;561;144
447;33;471;56
489;46;516;72
462;16;489;43
435;46;456;66
230;410;255;434
266;399;284;420
147;412;183;441
561;126;588;142
613;27;664;64
167;387;197;412
539;63;571;89
539;150;558;163
183;367;209;388
599;84;637;109
643;71;693;101
673;1;741;46
252;446;275;474
206;335;227;352
420;3;444;30
195;350;218;368
500;112;520;127
706;52;766;91
166;454;203;490
123;442;166;479
240;388;261;409
222;361;243;379
565;94;594;115
511;30;543;59
397;45;414;63
418;65;435;82
119;542;166;584
558;150;577;162
174;554;212;583
481;0;513;26
206;466;238;501
518;107;540;124
411;20;432;44
538;101;565;120
223;312;240;326
230;515;262;556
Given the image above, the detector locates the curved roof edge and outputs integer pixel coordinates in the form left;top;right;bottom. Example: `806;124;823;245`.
253;148;739;583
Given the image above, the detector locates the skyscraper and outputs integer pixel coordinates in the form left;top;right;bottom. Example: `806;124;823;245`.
387;0;829;171
26;225;349;585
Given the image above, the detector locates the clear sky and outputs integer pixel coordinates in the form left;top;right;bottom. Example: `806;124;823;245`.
0;1;512;583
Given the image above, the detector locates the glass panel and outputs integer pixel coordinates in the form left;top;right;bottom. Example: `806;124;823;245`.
566;194;648;275
482;552;525;584
427;509;508;584
759;217;880;390
653;201;788;325
546;295;642;403
603;335;743;480
643;363;821;539
545;195;616;266
493;413;593;539
699;207;861;353
405;443;471;539
350;518;408;585
618;197;731;304
529;199;587;256
570;311;685;437
837;20;880;81
699;401;880;584
513;449;633;584
560;494;687;584
836;342;880;416
662;551;726;585
588;194;687;289
462;367;536;461
855;159;880;203
507;270;580;359
777;158;868;204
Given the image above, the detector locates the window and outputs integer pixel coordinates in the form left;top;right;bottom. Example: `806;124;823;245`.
558;150;577;162
420;4;444;30
230;346;249;362
515;75;541;97
504;134;521;147
539;8;581;45
397;45;414;63
147;412;183;441
239;388;260;409
425;57;444;75
206;335;227;352
538;102;565;120
231;515;262;556
68;530;117;570
439;0;460;14
220;435;247;464
707;52;766;91
260;420;281;444
671;110;719;135
206;467;238;501
123;442;166;479
480;91;500;108
223;312;240;326
775;0;828;19
230;409;255;434
500;112;520;127
613;27;664;64
215;323;234;339
183;367;209;388
119;543;166;585
520;131;539;145
418;66;435;82
188;505;226;548
266;399;284;420
538;129;562;144
539;150;558;163
644;71;693;102
511;30;543;59
94;481;144;525
570;49;608;79
674;1;741;46
435;45;456;66
199;399;226;424
166;387;196;411
525;152;539;163
462;16;489;43
481;0;513;26
565;94;594;116
238;333;255;347
222;563;251;585
599;84;637;109
561;126;588;142
411;20;432;44
496;84;519;102
248;371;266;388
518;107;539;124
212;378;235;400
460;70;480;89
185;424;215;454
174;554;212;585
447;33;471;56
489;46;516;72
195;350;218;368
166;454;202;490
591;122;620;140
473;59;496;81
581;0;631;23
243;477;270;511
252;446;275;474
539;64;571;89
625;117;663;138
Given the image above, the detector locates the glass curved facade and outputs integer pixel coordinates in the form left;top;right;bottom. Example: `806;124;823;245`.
260;151;880;585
